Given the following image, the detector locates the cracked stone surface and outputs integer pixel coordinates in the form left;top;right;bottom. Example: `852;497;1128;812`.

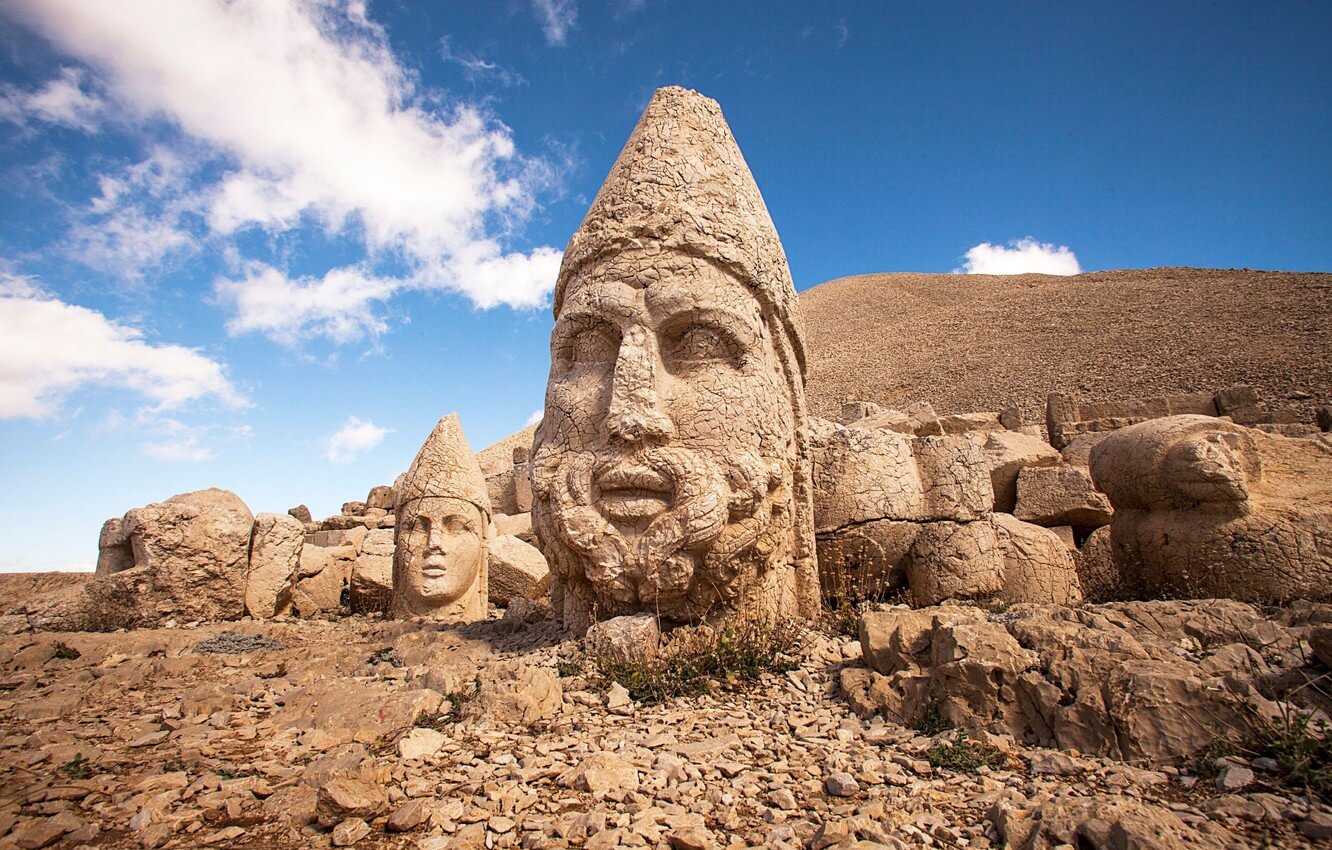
531;86;816;629
393;414;491;623
1090;415;1332;602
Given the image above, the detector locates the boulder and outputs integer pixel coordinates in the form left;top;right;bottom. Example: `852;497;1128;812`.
307;526;368;551
937;411;1001;434
492;511;533;542
586;614;661;663
1059;431;1111;469
991;514;1083;606
904;520;1004;606
989;794;1233;850
292;545;356;617
974;430;1063;513
246;513;304;618
471;661;563;724
85;488;254;626
348;529;394;613
487;535;550;605
1014;465;1113;529
288;504;313;524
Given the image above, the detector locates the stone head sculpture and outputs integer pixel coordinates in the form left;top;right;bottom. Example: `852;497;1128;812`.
531;86;818;630
1090;414;1332;603
393;414;491;621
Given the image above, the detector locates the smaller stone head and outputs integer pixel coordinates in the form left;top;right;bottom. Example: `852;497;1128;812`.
393;414;491;621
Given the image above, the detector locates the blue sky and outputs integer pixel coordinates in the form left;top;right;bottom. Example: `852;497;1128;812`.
1;1;1329;570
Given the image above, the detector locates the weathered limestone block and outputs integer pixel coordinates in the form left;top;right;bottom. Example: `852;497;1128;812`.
847;600;1278;765
1091;415;1332;602
838;401;885;424
492;511;533;542
392;414;490;622
990;795;1234;850
95;517;133;574
531;86;817;629
812;420;993;602
905;520;1004;606
307;526;368;551
487;534;550;605
288;504;313;524
585;613;661;663
991;514;1083;606
937;411;1001;434
1047;390;1221;449
1058;431;1111;468
366;485;396;511
349;528;394;613
1013;465;1113;529
1074;526;1121;602
246;513;303;617
84;488;254;626
973;430;1063;513
471;661;563;724
291;545;355;616
859;401;944;436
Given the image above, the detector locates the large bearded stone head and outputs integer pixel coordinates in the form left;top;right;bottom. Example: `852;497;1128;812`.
531;87;818;630
393;414;491;622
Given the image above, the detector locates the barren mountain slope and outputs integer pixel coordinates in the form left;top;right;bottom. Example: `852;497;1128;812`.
799;267;1332;423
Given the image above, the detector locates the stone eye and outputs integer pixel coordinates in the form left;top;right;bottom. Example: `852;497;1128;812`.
665;323;741;369
558;319;620;368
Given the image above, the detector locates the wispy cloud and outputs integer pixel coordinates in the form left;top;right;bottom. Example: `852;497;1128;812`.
323;416;392;464
524;408;544;427
0;66;104;131
439;37;526;87
138;418;252;463
0;273;245;419
955;237;1082;276
4;0;564;345
531;0;578;46
835;19;849;49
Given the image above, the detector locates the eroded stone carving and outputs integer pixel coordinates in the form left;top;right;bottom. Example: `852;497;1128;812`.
1090;415;1332;602
392;414;491;621
531;86;817;629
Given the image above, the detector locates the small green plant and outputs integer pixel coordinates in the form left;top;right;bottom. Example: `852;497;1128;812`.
1228;703;1332;800
915;700;953;737
51;642;81;660
924;733;1007;772
556;658;584;678
818;549;907;638
57;753;91;780
593;614;801;704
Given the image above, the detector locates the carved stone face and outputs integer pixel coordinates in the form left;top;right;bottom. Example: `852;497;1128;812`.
393;496;485;619
533;248;797;624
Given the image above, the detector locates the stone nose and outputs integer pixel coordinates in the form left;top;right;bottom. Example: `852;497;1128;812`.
605;325;674;444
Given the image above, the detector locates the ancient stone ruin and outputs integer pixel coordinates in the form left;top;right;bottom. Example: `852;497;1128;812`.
3;85;1332;850
530;86;818;630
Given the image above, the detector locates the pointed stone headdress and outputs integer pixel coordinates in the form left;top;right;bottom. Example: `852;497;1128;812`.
552;86;819;616
397;414;491;518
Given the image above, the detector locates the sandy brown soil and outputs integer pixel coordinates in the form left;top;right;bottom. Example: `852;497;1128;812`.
799;267;1332;424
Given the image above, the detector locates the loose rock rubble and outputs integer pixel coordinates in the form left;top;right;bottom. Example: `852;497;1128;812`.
1;603;1329;850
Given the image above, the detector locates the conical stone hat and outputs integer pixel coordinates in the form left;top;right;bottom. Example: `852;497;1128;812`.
397;414;490;518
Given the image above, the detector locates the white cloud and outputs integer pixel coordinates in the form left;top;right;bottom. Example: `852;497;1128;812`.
215;263;397;347
955;237;1082;276
0;274;246;419
0;66;104;130
323;416;392;464
531;0;578;46
525;408;544;427
5;0;563;342
439;37;526;87
137;418;252;463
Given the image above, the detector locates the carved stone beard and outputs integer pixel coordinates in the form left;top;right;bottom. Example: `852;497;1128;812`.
532;441;791;623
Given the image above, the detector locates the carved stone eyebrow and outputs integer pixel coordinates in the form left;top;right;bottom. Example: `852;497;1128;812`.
646;286;762;350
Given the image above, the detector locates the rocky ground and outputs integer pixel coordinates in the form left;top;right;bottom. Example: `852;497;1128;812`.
800;267;1332;424
2;604;1330;850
